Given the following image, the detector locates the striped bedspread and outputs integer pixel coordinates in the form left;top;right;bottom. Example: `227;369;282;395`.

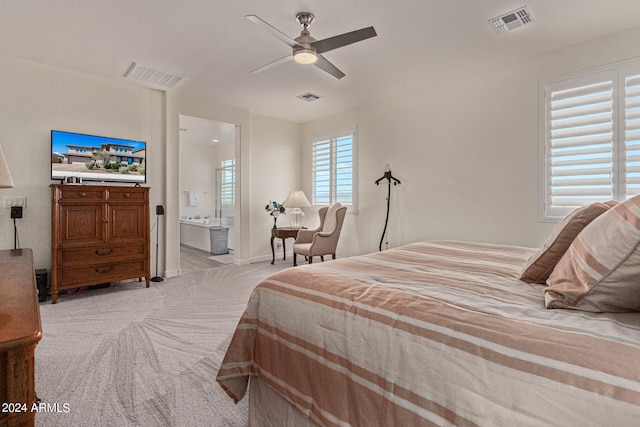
217;241;640;426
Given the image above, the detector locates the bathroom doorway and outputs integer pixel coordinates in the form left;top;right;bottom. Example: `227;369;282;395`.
178;115;238;272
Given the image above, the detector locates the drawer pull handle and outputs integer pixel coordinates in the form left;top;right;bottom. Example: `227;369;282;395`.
96;249;115;256
124;193;130;198
95;265;115;274
80;192;86;197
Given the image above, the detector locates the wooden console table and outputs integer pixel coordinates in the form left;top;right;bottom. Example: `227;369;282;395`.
270;227;299;264
0;249;42;427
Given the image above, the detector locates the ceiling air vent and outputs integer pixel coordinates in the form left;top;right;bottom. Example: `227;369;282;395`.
125;62;185;90
297;92;322;102
489;6;534;34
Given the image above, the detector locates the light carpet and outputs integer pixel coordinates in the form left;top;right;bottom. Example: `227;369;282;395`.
207;254;235;265
35;262;289;427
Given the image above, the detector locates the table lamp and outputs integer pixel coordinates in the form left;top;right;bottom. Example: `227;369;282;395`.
0;144;14;188
283;190;311;229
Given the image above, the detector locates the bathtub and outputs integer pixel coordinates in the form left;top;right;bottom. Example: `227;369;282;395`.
180;218;227;253
181;217;220;226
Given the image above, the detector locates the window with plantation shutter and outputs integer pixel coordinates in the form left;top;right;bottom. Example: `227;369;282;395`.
624;72;640;198
220;159;235;206
541;59;640;220
311;128;357;211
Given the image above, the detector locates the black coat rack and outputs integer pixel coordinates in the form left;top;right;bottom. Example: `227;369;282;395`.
375;164;401;251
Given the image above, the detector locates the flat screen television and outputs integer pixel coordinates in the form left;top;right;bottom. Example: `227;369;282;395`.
51;130;146;184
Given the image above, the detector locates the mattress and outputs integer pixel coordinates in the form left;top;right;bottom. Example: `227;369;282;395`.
217;240;640;426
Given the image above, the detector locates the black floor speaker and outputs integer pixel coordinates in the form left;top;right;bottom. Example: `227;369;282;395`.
35;268;49;302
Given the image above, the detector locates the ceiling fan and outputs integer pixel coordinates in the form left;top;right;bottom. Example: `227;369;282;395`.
246;12;377;80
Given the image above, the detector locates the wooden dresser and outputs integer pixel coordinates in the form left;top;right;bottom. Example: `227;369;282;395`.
0;249;42;427
50;185;151;304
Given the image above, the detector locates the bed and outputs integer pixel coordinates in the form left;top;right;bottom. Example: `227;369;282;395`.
217;198;640;426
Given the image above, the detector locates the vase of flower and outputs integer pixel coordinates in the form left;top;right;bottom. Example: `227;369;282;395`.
265;200;285;229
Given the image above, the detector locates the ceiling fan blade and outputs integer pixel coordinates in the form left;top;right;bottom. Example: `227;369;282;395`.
246;15;300;48
250;55;293;74
313;26;377;54
314;55;345;80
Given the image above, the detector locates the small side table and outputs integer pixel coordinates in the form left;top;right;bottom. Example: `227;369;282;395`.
271;227;299;264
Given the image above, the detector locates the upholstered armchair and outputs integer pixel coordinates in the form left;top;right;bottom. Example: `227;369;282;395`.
293;203;347;266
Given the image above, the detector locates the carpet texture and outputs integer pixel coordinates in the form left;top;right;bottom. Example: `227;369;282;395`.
206;254;235;265
35;263;288;426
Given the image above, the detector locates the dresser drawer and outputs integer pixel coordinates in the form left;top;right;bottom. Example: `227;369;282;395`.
107;189;147;201
58;260;147;288
58;187;106;201
59;244;146;266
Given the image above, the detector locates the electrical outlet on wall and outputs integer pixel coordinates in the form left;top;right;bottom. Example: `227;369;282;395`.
4;196;27;208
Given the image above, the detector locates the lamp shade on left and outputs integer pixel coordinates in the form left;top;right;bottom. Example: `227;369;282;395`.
0;145;14;188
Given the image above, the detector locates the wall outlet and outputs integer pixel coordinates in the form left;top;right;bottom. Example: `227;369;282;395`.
4;196;27;208
276;240;282;248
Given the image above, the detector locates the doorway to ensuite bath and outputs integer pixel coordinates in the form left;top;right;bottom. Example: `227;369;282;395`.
178;115;238;273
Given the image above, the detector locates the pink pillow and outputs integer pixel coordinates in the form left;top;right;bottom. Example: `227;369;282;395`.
545;195;640;312
520;202;614;283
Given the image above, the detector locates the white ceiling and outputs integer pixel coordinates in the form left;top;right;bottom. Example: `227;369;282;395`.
2;1;640;123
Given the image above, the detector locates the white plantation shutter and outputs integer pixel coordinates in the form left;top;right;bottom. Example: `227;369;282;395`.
544;73;615;218
312;128;357;210
624;72;640;197
542;60;640;220
312;138;331;205
335;135;354;205
220;159;235;205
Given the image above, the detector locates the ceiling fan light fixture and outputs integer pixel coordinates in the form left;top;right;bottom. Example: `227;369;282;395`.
247;12;376;79
293;48;318;65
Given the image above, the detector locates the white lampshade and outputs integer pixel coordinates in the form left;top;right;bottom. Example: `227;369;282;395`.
283;190;311;229
0;144;14;188
283;190;312;208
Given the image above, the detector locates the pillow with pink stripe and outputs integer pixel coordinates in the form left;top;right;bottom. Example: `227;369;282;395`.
520;202;614;283
545;195;640;312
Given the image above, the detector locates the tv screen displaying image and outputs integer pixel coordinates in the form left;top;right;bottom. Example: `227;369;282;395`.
51;130;146;183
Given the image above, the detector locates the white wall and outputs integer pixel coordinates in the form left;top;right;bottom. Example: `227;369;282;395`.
248;113;303;262
179;139;235;221
302;25;640;257
0;55;165;272
179;142;217;219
